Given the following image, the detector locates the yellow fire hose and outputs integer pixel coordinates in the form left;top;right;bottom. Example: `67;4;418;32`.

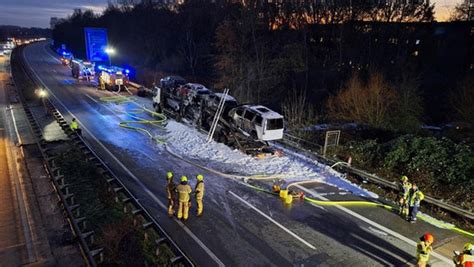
100;95;167;144
245;178;474;238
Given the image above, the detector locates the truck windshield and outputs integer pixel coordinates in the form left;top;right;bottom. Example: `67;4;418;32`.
266;118;283;130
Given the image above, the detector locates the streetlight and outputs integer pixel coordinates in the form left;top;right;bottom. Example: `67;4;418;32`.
104;47;115;66
35;88;48;114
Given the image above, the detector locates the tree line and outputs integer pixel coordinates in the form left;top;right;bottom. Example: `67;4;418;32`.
52;0;473;131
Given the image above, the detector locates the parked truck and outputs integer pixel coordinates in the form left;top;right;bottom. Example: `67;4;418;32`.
153;76;284;156
71;59;95;80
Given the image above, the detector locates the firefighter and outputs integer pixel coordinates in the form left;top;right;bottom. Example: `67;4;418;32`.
166;171;176;217
397;175;411;217
453;243;474;267
195;174;205;216
176;176;192;220
70;118;82;135
416;233;434;267
407;183;424;223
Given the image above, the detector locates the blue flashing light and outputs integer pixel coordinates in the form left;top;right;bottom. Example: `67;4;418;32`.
62;51;67;56
125;69;130;74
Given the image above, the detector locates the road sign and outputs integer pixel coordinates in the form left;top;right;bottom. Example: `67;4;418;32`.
84;28;109;62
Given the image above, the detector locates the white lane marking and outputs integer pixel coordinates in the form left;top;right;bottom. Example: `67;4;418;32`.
84;93;100;104
25;44;225;267
228;190;316;250
295;185;453;265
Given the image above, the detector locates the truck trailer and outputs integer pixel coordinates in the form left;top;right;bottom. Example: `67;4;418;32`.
153;77;284;156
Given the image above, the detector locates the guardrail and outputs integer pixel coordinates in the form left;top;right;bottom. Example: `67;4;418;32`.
284;133;323;154
279;134;474;221
15;45;194;266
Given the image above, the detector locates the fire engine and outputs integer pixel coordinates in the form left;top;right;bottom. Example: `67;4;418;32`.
97;65;130;91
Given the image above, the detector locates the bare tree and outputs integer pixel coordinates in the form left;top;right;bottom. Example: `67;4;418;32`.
327;72;397;128
282;89;317;130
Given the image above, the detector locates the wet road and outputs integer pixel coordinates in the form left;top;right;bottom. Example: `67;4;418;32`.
22;42;456;266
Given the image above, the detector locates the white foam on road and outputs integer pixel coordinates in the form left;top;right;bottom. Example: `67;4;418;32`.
165;120;378;199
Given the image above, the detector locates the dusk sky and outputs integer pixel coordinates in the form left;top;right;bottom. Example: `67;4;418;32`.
0;0;463;28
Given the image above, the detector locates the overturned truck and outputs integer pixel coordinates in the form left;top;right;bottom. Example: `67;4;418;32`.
152;76;284;156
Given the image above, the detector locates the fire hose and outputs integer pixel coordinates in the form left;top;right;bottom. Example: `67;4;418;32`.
100;95;168;144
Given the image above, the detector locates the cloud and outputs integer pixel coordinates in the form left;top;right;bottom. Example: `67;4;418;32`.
0;0;108;28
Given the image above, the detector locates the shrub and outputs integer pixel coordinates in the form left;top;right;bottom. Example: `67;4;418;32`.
384;135;474;197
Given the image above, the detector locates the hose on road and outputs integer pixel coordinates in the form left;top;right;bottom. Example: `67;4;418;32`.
100;95;168;144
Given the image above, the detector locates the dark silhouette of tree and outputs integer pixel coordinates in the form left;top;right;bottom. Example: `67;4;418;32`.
450;0;471;21
451;74;474;125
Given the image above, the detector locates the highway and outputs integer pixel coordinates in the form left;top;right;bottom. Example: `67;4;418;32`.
22;41;459;266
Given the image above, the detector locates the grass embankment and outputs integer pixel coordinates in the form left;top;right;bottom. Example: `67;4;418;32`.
55;148;176;265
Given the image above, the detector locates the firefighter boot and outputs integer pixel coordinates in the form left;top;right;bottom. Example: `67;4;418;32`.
167;199;175;217
196;199;203;216
177;201;184;220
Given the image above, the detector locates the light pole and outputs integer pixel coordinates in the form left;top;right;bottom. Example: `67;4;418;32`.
104;47;115;66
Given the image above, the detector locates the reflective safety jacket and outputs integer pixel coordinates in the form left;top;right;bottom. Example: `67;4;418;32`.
166;181;176;200
417;241;432;262
398;181;412;198
176;183;192;202
408;189;425;207
454;253;474;267
195;181;204;200
70;121;79;130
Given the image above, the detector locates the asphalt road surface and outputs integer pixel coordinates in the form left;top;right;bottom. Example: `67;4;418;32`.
22;41;458;266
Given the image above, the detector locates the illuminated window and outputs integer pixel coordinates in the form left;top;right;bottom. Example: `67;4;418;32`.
416;39;420;45
413;51;419;56
389;38;398;44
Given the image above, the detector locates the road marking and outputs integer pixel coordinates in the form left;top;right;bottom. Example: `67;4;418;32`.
25;45;225;267
295;185;453;265
228;190;316;250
